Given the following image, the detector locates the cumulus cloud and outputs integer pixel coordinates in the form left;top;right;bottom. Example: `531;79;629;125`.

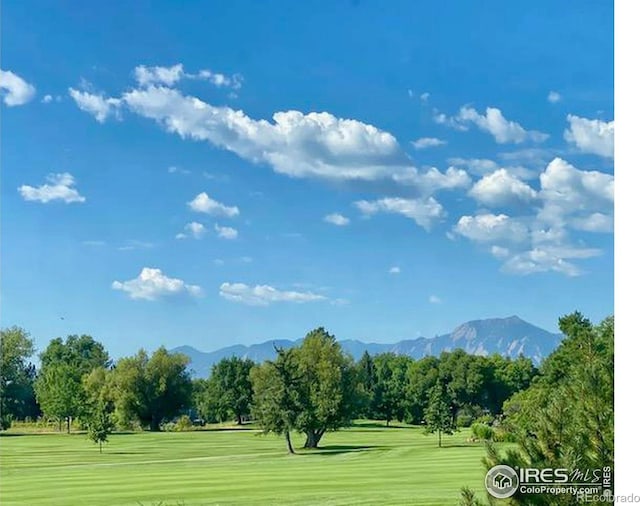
547;91;562;103
0;69;36;106
456;106;549;144
454;214;529;243
219;282;326;306
355;197;445;230
188;192;239;217
468;169;537;206
448;157;537;180
324;213;350;226
564;115;614;158
18;173;86;203
389;266;401;274
537;157;613;229
133;64;244;90
214;223;238;239
428;295;442;304
454;157;613;276
176;222;206;239
411;137;446;149
69;88;121;122
112;267;203;300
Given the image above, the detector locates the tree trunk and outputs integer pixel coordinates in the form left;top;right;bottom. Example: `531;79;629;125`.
150;415;160;432
386;418;390;427
99;441;102;454
285;431;295;454
438;429;442;448
66;416;71;434
303;429;325;449
58;419;62;432
237;413;243;425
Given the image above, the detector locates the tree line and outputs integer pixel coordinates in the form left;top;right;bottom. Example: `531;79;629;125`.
1;326;537;449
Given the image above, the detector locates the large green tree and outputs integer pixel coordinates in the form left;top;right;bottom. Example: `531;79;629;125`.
35;334;110;432
251;347;302;454
294;328;360;448
371;353;412;426
0;327;39;429
111;347;192;431
208;357;255;424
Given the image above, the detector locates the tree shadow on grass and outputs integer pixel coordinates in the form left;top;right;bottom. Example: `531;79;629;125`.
352;421;414;430
303;444;390;456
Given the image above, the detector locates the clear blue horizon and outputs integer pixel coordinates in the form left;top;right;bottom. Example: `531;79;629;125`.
1;0;613;360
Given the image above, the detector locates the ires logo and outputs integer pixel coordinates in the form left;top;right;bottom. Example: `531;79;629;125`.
485;465;611;499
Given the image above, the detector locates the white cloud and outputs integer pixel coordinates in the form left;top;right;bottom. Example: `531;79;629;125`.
355;197;445;230
454;214;528;243
468;169;537;206
18;173;86;203
324;213;350;226
112;267;203;300
456;106;549;144
447;157;537;180
428;295;441;304
168;166;191;175
68;88;121;122
188;192;239;217
547;91;562;103
490;245;510;259
0;69;36;106
501;246;600;277
196;70;243;89
419;92;430;103
214;223;238;239
219;282;326;306
42;94;53;104
177;222;206;240
411;137;446;149
564;114;614;158
537;157;614;229
389;266;401;274
134;64;185;87
391;166;471;195
570;212;613;233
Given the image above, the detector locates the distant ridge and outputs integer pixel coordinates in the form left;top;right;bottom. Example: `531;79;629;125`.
171;316;563;378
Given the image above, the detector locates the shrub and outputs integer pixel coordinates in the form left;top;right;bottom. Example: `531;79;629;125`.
470;422;494;441
175;415;193;432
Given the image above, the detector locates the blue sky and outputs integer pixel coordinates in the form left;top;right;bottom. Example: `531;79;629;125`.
1;0;614;359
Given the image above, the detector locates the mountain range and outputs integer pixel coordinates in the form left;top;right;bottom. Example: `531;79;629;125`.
171;316;563;378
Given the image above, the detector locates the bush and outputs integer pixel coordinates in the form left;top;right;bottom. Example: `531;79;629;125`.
175;415;193;432
470;422;494;441
457;414;474;428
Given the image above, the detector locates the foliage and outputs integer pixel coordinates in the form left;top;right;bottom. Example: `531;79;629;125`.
0;327;39;429
111;347;192;431
470;422;494;441
478;312;614;505
207;357;255;424
250;346;302;453
86;401;114;453
371;353;412;426
423;380;457;447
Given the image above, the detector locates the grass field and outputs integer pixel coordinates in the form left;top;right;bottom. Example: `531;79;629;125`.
0;421;503;505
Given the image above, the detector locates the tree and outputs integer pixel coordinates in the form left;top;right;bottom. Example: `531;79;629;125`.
356;351;376;417
467;312;614;505
86;401;114;453
111;347;192;431
35;363;85;432
406;356;439;424
0;327;39;429
371;353;411;426
208;357;255;424
251;347;302;454
423;380;456;447
294;327;360;448
35;334;111;431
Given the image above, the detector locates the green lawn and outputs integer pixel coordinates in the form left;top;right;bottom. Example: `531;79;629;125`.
0;421;500;505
